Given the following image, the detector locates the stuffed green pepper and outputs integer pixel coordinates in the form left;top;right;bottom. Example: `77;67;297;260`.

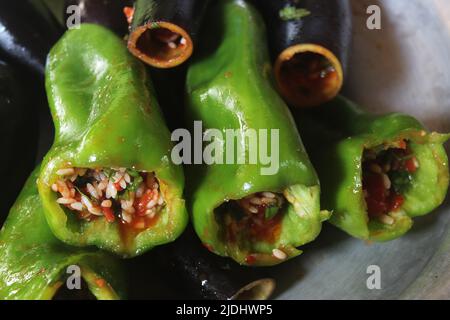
0;168;126;300
38;24;188;257
296;96;450;241
185;0;329;266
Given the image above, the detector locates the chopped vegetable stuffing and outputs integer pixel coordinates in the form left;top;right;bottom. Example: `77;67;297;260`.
362;140;419;224
279;6;311;21
52;167;165;230
217;192;284;244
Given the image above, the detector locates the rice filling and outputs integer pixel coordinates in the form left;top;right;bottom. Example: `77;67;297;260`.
51;167;165;230
217;191;285;244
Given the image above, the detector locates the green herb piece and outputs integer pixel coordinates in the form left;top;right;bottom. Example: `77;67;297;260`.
264;205;279;220
390;170;412;194
102;168;114;178
127;173;143;193
279;6;310;21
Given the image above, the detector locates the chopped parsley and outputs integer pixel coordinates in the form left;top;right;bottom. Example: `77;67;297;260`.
279;6;311;21
390;170;412;194
264;205;279;220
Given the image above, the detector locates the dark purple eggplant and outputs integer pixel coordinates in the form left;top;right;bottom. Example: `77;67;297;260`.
0;59;38;225
64;0;133;36
148;65;187;131
0;2;62;75
152;227;276;300
253;0;352;108
128;0;210;68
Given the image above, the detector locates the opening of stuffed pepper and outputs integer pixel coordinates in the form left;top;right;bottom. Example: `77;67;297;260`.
215;191;288;263
128;21;193;68
362;139;419;225
51;167;166;231
274;44;343;108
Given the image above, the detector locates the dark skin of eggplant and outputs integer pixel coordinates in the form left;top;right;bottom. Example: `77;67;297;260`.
131;0;210;44
0;59;38;225
0;2;62;75
147;65;188;131
253;0;352;72
150;227;275;300
64;0;133;36
129;0;210;67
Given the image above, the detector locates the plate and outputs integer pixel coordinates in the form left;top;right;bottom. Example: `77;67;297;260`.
266;0;450;299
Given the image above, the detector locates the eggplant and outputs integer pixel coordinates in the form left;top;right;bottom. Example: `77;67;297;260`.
152;227;276;300
0;59;38;225
0;1;62;75
253;0;352;108
64;0;133;36
148;65;187;131
128;0;210;68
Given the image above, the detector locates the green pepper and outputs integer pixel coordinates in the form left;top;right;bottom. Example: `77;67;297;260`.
0;168;126;300
38;24;188;257
296;95;450;241
185;0;329;266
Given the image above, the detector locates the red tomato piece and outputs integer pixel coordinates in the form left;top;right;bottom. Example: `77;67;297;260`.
404;157;418;173
102;207;115;223
364;173;388;217
135;189;153;216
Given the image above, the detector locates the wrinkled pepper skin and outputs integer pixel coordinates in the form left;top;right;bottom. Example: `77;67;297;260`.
38;24;188;257
296;96;450;241
0;168;126;300
0;60;38;224
186;0;328;266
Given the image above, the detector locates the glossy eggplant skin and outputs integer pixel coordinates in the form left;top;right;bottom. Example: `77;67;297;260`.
131;0;209;37
153;227;275;300
0;2;61;75
254;0;352;73
128;0;210;68
148;65;187;131
0;60;38;225
64;0;132;36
